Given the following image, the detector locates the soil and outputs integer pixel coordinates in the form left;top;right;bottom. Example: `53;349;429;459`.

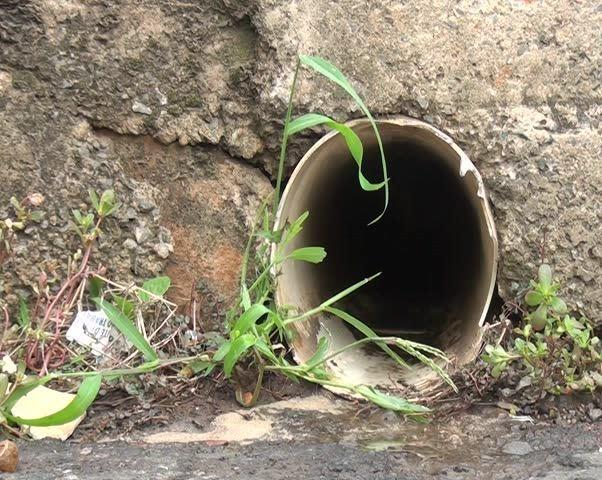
11;390;602;480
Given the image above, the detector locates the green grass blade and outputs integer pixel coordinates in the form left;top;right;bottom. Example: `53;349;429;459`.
354;384;429;415
304;336;329;368
232;304;271;336
3;377;51;412
284;272;381;325
286;246;327;264
273;58;301;218
112;294;135;319
324;306;409;368
88;276;104;299
8;375;101;427
299;55;389;223
286;113;332;134
395;339;457;392
281;211;309;247
254;338;280;364
18;298;30;329
94;298;158;361
287;113;386;192
223;334;256;378
213;340;232;362
241;284;252;311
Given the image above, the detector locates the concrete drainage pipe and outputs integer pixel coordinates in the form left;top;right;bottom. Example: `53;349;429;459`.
274;117;498;394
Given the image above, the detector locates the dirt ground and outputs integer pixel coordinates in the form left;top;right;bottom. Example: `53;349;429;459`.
8;380;602;480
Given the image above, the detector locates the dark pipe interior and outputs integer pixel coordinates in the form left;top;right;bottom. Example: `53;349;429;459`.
299;135;484;350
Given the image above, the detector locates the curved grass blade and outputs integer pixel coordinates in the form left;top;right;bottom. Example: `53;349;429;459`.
18;298;30;329
305;336;330;369
223;334;256;378
324;306;409;368
8;374;101;427
286;246;327;264
232;304;271;336
354;384;429;415
395;339;457;391
287;113;386;192
299;55;389;223
283;272;381;325
94;298;158;361
3;376;51;412
213;340;232;362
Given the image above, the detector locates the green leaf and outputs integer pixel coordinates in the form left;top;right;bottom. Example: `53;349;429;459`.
491;363;507;378
254;338;280;364
286;112;332;135
525;290;543;307
241;284;251;311
99;189;116;216
395;339;456;391
305;336;329;368
28;210;45;222
0;374;9;403
324;306;409;368
187;359;215;375
232;304;271;336
223;334;256;378
8;375;101;427
3;377;51;412
88;276;104;299
112;295;135;319
530;304;548;331
287;114;386;192
213;341;231;362
538;264;552;288
138;276;171;302
287;246;327;264
72;209;82;223
354;385;429;415
282;211;309;246
299;55;389;223
9;196;21;211
88;189;100;211
550;296;567;314
18;298;30;329
94;298;158;361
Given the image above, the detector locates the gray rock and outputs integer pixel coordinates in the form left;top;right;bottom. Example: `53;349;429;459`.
132;100;152;115
134;226;153;245
153;242;173;259
588;408;602;422
502;441;533;456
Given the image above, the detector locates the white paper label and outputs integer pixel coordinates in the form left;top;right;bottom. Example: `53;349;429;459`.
66;310;113;355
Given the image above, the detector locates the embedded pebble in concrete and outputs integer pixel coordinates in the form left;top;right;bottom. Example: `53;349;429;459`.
502;440;533;456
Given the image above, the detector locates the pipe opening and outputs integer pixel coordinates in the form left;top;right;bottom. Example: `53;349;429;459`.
276;118;497;392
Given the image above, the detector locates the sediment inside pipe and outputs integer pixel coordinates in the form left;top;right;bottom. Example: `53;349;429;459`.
275;117;497;393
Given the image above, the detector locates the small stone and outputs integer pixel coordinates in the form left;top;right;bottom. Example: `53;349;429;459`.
79;447;92;456
137;198;155;212
123;238;137;250
588;407;602;422
132;100;152;115
502;441;533;456
156;88;168;106
134;226;153;244
416;96;429;110
153;242;173;259
0;440;19;473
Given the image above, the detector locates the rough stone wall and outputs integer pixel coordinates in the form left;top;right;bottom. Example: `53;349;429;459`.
1;0;600;324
